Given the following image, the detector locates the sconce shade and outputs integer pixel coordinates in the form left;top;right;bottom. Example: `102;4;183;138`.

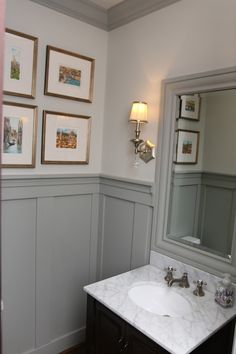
129;101;148;122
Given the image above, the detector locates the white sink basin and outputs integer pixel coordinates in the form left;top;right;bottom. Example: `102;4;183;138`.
128;283;192;318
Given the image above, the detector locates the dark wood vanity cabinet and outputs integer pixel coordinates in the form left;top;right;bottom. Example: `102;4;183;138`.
86;295;235;354
86;295;168;354
125;325;168;354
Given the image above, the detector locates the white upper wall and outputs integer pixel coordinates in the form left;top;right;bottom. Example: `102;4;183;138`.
4;0;108;175
4;0;236;180
102;0;236;181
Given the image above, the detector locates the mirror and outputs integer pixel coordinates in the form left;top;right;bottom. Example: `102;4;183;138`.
152;67;236;278
167;89;236;259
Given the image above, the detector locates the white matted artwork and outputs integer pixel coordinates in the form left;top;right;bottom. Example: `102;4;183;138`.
4;28;38;98
44;46;95;102
179;94;200;120
41;110;91;164
2;102;37;167
174;129;199;164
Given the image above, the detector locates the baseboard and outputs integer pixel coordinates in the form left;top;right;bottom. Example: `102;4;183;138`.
25;327;86;354
59;342;86;354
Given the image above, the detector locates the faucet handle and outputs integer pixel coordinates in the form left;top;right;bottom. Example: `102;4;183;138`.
164;266;176;282
164;266;176;272
193;280;207;296
193;279;207;286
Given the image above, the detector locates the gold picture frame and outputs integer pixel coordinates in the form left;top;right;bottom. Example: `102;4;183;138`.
44;46;95;102
2;101;37;168
41;110;91;164
4;28;38;98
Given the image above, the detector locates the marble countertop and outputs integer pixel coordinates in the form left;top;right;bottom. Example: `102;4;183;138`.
84;264;236;354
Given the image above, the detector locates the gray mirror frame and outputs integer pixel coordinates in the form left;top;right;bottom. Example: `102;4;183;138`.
152;66;236;281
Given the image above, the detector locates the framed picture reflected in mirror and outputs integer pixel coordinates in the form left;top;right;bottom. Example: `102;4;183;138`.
179;94;200;121
174;129;199;164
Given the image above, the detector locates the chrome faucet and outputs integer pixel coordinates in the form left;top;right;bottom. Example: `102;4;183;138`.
167;272;190;288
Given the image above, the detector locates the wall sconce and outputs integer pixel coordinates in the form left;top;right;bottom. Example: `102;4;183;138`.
129;101;155;164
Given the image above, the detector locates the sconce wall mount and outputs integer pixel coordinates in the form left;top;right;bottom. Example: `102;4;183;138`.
129;101;155;163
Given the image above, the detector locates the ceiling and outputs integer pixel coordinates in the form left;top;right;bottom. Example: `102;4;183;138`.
89;0;125;10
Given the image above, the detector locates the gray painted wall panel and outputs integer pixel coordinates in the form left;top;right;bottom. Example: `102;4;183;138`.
36;194;92;345
50;194;91;338
100;196;134;279
131;204;152;269
2;199;37;354
2;175;153;354
89;193;101;284
2;182;100;201
98;177;153;279
100;182;153;205
36;197;55;347
168;184;199;237
200;186;235;255
168;172;236;256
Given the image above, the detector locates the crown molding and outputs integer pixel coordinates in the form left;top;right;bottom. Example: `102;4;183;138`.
108;0;182;30
30;0;108;30
30;0;182;31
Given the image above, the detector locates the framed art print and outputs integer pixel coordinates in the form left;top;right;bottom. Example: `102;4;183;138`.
44;46;95;102
2;102;37;167
174;129;199;164
4;28;38;98
41;110;91;164
179;94;200;121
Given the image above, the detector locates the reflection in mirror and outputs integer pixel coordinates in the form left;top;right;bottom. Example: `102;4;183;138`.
167;89;236;259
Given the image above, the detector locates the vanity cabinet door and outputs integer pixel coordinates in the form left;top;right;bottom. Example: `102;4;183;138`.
94;300;126;354
191;318;235;354
126;325;169;354
86;295;170;354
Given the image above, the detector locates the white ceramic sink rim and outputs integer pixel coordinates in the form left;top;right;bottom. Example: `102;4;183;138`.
128;282;192;318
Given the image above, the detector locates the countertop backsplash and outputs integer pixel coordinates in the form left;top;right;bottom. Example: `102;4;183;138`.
150;250;233;295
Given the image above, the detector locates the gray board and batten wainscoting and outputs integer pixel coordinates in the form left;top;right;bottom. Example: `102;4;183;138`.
1;174;153;354
168;171;236;257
